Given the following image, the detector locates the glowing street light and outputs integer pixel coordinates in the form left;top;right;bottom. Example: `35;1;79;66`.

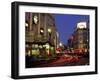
40;28;44;35
40;29;44;33
25;23;28;27
59;42;63;47
48;28;51;33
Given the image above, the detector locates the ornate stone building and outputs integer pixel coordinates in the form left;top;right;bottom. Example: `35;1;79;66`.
25;12;59;58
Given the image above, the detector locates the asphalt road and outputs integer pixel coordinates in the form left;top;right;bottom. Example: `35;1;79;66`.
26;54;89;68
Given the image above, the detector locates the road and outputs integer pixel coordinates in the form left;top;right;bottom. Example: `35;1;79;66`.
39;55;89;67
26;54;89;68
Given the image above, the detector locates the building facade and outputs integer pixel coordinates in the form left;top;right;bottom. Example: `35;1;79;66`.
67;22;89;56
25;12;59;58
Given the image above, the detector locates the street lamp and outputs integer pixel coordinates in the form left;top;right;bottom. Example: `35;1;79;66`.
59;42;63;47
48;28;51;33
25;23;28;27
40;29;44;33
40;28;44;35
25;21;29;31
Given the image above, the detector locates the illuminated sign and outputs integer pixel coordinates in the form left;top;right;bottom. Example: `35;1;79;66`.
77;22;87;29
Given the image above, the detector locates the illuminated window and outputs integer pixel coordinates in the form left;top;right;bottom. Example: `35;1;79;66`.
39;45;42;48
79;44;83;48
34;44;38;48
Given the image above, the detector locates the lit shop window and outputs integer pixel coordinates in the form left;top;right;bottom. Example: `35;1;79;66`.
39;45;42;49
32;49;39;55
34;44;38;48
45;43;50;49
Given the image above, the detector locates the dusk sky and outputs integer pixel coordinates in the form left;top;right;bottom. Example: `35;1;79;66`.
54;14;89;45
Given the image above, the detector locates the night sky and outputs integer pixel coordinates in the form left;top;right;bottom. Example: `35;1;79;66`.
54;14;89;45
